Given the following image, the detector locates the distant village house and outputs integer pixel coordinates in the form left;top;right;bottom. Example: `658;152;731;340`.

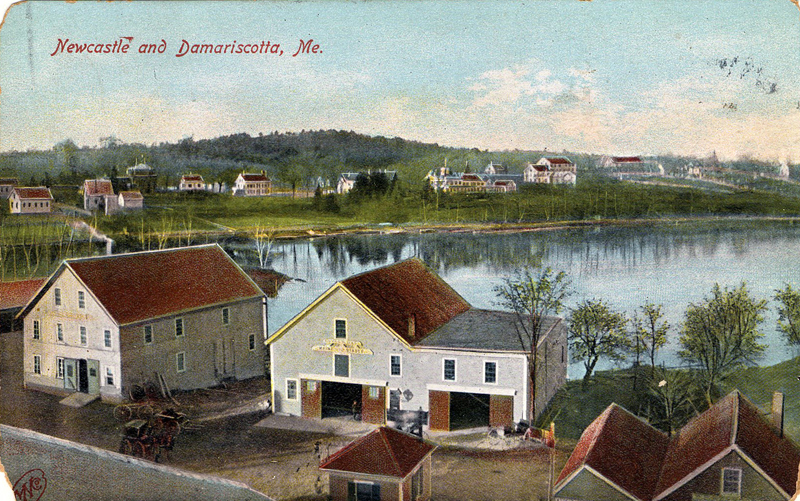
179;174;205;192
9;187;53;214
0;177;18;199
233;172;271;196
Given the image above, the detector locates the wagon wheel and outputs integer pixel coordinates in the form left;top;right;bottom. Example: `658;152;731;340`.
132;441;147;458
119;439;134;455
137;403;155;420
113;404;132;422
129;384;146;402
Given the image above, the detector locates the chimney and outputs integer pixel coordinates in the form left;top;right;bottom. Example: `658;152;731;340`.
772;391;785;438
407;315;416;340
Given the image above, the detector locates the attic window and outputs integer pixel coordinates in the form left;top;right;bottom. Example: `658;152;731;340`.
721;467;741;495
78;291;86;309
335;319;346;339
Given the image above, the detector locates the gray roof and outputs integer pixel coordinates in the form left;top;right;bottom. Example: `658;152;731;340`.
416;308;562;352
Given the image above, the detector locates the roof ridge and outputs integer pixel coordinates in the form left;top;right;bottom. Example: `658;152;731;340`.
381;428;403;477
65;243;219;264
319;429;379;469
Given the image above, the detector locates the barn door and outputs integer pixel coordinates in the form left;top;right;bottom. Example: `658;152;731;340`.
489;395;514;429
301;379;321;418
428;390;450;431
361;386;386;425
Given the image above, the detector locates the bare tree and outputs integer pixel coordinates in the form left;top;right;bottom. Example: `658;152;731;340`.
252;223;276;268
494;267;572;422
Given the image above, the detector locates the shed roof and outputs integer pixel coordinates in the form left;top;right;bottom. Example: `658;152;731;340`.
556;403;669;501
0;279;46;311
22;245;263;326
319;427;435;478
120;191;144;200
341;258;470;345
417;309;561;352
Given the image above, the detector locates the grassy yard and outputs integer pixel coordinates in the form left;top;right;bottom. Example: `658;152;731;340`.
543;359;800;443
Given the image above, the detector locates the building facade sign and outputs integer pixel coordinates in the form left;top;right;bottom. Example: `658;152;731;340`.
312;339;373;355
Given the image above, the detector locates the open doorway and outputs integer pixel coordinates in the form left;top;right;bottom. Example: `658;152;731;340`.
321;381;362;419
449;392;490;430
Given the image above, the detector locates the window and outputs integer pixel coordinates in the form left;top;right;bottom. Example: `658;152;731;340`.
104;330;112;348
54;288;61;306
143;325;153;345
33;355;41;375
347;481;380;501
77;291;85;309
222;307;230;325
305;380;317;392
334;354;349;377
105;367;114;386
249;333;256;351
286;379;298;400
335;319;347;339
175;318;184;337
56;357;64;379
368;386;381;399
32;320;40;340
80;326;87;345
722;467;741;495
390;354;401;377
176;352;186;373
443;359;456;381
484;361;498;384
56;323;63;342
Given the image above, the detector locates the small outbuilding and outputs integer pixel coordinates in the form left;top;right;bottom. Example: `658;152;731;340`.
319;426;436;501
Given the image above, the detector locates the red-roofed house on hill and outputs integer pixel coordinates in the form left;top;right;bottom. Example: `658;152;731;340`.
599;155;644;169
268;258;567;431
319;426;436;501
234;172;271;196
9;187;53;214
17;244;267;403
554;390;800;501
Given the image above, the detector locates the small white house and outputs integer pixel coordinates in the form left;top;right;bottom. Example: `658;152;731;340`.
233;172;271;196
179;174;205;192
9;187;53;214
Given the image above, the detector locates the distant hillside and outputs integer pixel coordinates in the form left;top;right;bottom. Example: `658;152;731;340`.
0;130;588;190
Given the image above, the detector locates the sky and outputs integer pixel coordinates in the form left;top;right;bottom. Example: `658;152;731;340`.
0;0;798;161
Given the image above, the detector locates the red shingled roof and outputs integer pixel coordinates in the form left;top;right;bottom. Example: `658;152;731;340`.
319;427;435;478
558;391;800;501
543;157;573;165
13;187;52;200
556;404;669;501
612;156;642;163
461;174;483;182
84;179;114;196
181;175;204;182
0;279;45;311
655;390;800;498
62;245;263;325
341;259;471;345
241;173;270;182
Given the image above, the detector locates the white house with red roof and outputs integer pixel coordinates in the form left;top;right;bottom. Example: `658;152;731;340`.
83;179;115;212
524;157;577;184
179;174;205;191
268;258;567;431
17;244;267;403
9;187;53;214
554;390;800;501
319;426;436;501
599;155;644;169
234;172;271;196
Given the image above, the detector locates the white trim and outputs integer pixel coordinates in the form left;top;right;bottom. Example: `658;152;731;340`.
33;354;41;375
56;357;64;379
298;373;388;387
484;360;498;385
176;351;186;373
32;319;40;340
79;325;87;346
442;358;457;382
77;290;86;309
56;323;64;342
411;346;528;358
333;353;350;378
286;378;299;401
583;465;641;501
653;445;736;500
334;318;347;339
553;464;586;494
105;366;115;387
426;383;516;397
103;329;112;348
390;353;402;377
54;287;62;307
733;445;791;498
270;343;276;408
